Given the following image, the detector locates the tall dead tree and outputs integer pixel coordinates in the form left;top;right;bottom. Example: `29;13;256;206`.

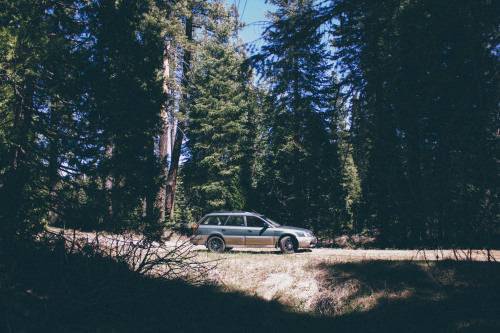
165;6;193;221
156;0;195;224
156;39;173;223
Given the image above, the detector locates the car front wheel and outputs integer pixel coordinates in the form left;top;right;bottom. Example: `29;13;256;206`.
279;236;296;254
207;236;225;253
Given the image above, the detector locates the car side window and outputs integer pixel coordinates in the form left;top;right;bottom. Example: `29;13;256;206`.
225;216;245;226
246;216;267;228
201;216;226;225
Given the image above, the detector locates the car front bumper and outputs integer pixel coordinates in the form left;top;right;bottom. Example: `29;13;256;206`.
298;236;317;249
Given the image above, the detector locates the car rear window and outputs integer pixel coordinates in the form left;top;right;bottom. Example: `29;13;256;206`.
201;216;226;225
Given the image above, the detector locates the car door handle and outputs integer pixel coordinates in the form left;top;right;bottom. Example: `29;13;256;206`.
221;229;226;231
247;230;252;233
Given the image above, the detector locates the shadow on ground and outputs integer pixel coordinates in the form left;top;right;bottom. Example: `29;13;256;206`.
313;260;500;333
1;242;332;332
2;241;499;332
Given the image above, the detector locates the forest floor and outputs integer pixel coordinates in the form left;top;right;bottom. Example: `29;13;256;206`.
2;228;499;332
189;240;500;317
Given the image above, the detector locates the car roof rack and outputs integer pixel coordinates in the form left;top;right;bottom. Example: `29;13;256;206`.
208;210;260;215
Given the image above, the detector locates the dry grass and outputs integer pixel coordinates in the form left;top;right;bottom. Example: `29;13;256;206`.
198;250;322;310
189;244;500;318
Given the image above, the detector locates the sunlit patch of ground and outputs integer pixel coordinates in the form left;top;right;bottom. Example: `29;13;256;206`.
189;243;499;315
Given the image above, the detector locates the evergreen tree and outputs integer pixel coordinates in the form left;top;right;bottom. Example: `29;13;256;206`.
256;0;346;234
0;0;86;243
323;0;500;246
82;0;166;237
182;0;255;220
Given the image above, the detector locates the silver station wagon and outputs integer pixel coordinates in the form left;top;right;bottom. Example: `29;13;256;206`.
190;211;317;253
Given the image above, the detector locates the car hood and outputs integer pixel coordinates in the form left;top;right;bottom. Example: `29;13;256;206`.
276;226;312;233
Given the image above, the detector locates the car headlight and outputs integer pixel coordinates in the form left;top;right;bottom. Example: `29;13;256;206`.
296;231;314;237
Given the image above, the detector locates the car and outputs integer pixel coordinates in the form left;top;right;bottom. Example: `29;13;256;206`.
190;211;317;254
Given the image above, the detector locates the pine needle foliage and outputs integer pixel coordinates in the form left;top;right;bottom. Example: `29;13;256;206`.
254;0;347;236
182;1;255;219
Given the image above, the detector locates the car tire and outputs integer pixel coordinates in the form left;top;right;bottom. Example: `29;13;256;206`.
279;235;296;254
207;236;225;253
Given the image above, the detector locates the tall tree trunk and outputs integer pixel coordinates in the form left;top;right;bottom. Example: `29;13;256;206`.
165;4;193;220
165;121;184;220
48;128;59;224
156;40;172;223
104;137;114;223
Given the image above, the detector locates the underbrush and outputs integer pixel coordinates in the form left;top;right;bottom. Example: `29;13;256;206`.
1;232;213;331
0;233;330;332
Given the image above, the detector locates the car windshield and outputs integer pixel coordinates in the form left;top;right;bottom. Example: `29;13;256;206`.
260;216;281;227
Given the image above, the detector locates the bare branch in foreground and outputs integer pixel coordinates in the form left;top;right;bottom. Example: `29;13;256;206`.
43;229;218;285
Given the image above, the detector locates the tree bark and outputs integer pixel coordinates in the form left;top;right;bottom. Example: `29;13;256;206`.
104;137;114;222
156;40;172;223
165;4;193;220
48;121;59;223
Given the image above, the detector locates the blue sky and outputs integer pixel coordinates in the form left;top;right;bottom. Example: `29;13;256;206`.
230;0;274;51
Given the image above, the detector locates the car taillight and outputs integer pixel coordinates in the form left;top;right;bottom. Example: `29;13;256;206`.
193;225;199;232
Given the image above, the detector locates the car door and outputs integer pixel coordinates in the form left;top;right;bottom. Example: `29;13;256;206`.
244;216;275;246
221;215;246;246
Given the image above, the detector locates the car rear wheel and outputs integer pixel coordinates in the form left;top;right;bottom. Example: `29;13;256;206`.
279;236;296;254
207;236;225;253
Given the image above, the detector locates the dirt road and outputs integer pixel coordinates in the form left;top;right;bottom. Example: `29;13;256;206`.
49;227;498;262
189;243;499;261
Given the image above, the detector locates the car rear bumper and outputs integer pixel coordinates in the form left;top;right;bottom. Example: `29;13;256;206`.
190;234;208;245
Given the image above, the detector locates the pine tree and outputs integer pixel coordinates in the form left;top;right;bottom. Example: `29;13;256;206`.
0;0;86;243
79;0;166;236
256;0;346;234
182;0;254;219
324;0;500;247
